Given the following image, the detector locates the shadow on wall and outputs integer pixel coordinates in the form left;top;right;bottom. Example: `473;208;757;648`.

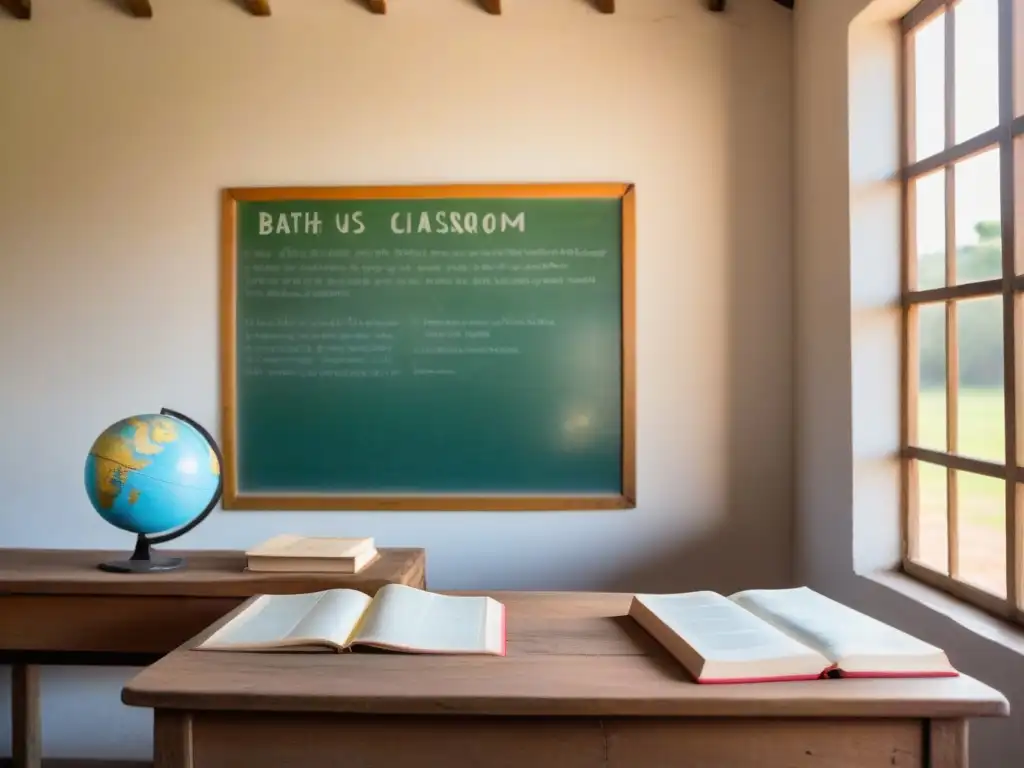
608;2;795;597
85;0;148;16
80;0;281;15
608;527;788;596
719;0;794;594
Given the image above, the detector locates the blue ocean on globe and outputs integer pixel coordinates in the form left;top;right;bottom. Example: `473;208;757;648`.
84;413;221;536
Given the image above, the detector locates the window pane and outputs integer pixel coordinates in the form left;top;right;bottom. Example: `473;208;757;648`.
912;11;946;161
954;0;1000;143
914;169;946;290
956;296;1005;462
917;302;947;451
1016;0;1024;117
955;471;1006;597
1017;294;1024;467
913;460;949;574
1015;136;1024;274
955;147;1002;283
1016;484;1024;608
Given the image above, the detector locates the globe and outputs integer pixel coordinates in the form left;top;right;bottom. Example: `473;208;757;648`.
84;408;224;573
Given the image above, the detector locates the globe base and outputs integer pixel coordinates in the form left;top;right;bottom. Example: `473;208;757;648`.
98;555;185;573
96;533;187;574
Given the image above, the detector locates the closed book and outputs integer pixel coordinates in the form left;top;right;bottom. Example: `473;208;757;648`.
245;534;378;574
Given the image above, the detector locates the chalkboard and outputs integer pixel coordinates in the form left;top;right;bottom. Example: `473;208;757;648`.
219;183;635;510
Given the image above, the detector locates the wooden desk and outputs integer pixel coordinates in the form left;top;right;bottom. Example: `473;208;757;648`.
121;591;1009;768
0;546;426;768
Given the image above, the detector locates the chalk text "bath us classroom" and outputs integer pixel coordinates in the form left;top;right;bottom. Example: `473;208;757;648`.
256;210;528;237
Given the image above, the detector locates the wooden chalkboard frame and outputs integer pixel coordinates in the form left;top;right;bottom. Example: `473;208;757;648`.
219;182;635;511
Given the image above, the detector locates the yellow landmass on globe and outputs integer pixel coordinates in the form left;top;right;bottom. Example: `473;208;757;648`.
93;455;132;510
210;446;220;476
129;417;177;455
92;431;152;473
128;488;141;505
91;419;177;509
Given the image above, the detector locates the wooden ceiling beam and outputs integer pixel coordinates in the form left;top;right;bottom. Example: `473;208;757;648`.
243;0;271;15
0;0;30;20
480;0;500;13
367;0;386;13
125;0;153;17
709;0;794;9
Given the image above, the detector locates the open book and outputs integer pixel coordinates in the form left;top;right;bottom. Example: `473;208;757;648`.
196;583;506;656
628;586;957;684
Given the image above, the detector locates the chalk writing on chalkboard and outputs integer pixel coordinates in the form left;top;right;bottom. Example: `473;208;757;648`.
220;184;635;511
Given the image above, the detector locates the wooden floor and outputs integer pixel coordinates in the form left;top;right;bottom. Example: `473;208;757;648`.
0;760;149;767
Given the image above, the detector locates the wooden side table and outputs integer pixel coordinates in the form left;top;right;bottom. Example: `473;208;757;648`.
0;546;427;768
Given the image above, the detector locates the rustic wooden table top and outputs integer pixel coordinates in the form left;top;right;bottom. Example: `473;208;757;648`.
0;546;426;597
120;590;1010;719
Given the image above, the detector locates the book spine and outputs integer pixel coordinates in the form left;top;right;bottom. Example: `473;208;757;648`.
696;673;823;685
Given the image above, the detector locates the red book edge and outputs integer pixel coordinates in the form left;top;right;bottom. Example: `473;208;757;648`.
500;603;507;657
834;669;959;679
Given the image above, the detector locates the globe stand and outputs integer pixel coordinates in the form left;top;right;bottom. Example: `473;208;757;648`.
98;533;185;573
97;408;224;575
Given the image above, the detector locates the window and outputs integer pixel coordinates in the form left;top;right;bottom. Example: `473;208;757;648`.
900;0;1024;623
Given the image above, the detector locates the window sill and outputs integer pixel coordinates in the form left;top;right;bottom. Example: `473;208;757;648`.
863;568;1024;657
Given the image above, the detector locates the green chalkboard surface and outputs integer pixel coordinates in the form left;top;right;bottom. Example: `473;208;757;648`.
220;184;635;510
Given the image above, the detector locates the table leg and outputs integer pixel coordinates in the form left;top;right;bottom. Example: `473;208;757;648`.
928;719;968;768
153;710;193;768
11;663;41;768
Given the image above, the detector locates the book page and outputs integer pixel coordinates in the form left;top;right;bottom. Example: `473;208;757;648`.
631;592;831;672
728;586;953;674
198;589;372;650
350;584;502;654
289;589;373;645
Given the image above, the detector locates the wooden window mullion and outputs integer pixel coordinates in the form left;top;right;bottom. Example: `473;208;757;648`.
908;445;1006;477
945;2;959;579
1000;0;1020;610
946;299;959;578
903;0;947;33
902;27;920;562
